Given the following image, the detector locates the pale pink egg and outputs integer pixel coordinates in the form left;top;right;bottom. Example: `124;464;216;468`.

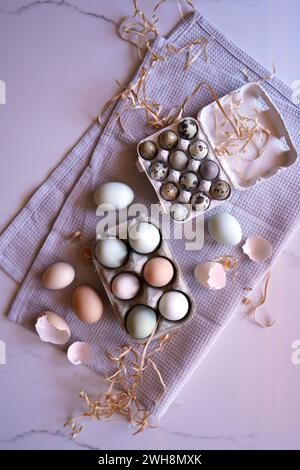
111;273;140;300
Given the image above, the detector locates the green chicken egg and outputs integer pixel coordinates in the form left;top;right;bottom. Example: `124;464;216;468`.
208;212;242;246
126;305;157;339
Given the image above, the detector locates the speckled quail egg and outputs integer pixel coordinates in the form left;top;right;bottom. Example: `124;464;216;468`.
178;118;198;140
179;172;198;192
190;191;211;211
138;140;158;160
210;180;231;200
170;203;190;222
158;130;178;150
160;182;179;201
149;161;169;181
169;150;189;171
188;140;209;160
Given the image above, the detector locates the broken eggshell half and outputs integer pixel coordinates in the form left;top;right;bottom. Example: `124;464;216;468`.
35;312;71;345
242;236;273;263
194;261;227;290
67;341;92;365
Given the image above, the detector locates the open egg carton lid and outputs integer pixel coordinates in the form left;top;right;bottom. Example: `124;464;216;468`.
137;83;297;222
92;215;196;342
198;82;297;189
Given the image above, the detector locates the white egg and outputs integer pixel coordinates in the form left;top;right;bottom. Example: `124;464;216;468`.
208;212;242;246
158;290;189;321
94;182;134;211
128;221;161;254
42;262;75;290
95;237;128;268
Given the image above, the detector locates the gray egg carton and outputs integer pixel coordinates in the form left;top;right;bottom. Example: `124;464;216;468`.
137;117;231;223
92;216;195;341
137;83;297;222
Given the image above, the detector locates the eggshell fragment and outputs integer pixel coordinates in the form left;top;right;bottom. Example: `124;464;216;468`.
72;285;103;324
242;236;272;263
42;262;75;290
194;262;227;290
35;312;70;345
67;342;92;365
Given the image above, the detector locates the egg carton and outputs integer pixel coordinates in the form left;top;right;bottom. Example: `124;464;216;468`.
137;83;297;222
92;216;195;342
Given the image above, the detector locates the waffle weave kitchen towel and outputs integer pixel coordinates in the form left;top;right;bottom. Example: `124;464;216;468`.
1;12;300;416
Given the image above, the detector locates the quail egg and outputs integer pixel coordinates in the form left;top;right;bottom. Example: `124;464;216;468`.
210;180;231;200
160;182;179;201
180;172;198;192
138;140;157;160
190;191;211;211
149;161;169;181
188;140;209;160
170;203;190;221
178;118;198;140
169;150;189;171
199;159;220;181
158;130;178;150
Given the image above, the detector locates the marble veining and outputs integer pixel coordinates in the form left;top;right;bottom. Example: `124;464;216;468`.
0;0;117;25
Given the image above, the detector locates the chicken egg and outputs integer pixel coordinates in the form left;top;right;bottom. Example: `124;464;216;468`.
111;272;141;300
42;262;75;290
158;290;189;321
208;212;242;246
93;182;134;211
128;221;161;254
126;305;157;339
95;237;128;268
72;285;103;323
143;257;174;287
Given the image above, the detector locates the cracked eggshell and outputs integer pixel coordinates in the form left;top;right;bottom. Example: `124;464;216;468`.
242;236;272;263
67;342;92;365
35;312;71;345
194;262;227;290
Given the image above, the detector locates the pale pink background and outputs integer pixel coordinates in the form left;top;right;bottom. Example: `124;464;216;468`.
0;0;300;450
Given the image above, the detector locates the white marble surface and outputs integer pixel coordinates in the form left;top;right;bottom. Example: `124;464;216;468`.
0;0;300;450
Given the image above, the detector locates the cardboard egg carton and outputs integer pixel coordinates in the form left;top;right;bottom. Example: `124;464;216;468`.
92;216;195;341
137;83;297;222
